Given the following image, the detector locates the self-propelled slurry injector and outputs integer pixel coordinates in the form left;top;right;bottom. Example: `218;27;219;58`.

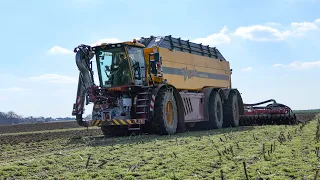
71;36;297;136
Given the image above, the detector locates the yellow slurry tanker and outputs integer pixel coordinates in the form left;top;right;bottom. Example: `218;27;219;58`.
71;35;296;136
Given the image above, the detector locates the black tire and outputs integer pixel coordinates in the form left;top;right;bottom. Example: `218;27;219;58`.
223;91;240;127
152;88;178;135
208;91;224;129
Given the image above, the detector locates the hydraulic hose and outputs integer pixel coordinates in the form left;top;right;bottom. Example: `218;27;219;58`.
243;99;277;106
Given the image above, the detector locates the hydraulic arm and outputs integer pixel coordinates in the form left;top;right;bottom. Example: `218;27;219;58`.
72;44;95;127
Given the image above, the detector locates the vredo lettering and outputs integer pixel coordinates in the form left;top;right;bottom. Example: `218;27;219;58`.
181;67;197;81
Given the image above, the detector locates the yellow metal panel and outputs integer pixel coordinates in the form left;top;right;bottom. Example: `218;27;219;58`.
158;47;231;90
163;74;230;90
159;47;230;70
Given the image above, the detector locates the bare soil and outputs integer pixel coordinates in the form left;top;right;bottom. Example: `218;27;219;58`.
0;128;103;145
0;121;80;134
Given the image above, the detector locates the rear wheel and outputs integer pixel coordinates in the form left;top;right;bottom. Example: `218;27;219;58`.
152;88;178;135
223;91;240;127
208;91;224;129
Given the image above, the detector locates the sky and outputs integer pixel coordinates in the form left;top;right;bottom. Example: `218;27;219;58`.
0;0;319;118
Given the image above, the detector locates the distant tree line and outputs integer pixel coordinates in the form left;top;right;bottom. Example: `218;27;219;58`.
0;111;84;125
293;109;320;114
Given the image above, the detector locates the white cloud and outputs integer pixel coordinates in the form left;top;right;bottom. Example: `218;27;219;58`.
29;74;77;84
273;60;320;69
233;25;292;41
0;87;29;92
91;38;122;46
48;46;72;55
241;67;253;72
264;22;283;27
192;26;231;46
290;21;319;35
233;18;320;41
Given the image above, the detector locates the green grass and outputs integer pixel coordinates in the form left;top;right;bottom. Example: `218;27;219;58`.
1;116;320;180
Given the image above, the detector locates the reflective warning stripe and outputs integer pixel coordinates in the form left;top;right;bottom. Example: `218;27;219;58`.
119;119;126;125
90;119;106;127
90;119;105;127
125;119;133;125
77;96;82;114
150;94;155;112
89;119;146;126
113;120;121;125
111;119;145;125
94;120;100;126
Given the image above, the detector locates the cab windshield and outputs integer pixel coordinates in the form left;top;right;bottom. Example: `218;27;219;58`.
96;47;131;87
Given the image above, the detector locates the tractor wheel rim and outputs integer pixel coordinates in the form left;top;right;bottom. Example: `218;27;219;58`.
166;100;174;126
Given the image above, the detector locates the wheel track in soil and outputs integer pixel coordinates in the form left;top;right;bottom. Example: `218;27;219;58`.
0;121;81;134
0;128;103;145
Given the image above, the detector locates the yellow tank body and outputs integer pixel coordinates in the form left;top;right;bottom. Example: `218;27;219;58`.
140;35;232;91
158;47;231;91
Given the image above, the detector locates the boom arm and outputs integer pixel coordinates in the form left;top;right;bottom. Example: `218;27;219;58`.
72;44;95;127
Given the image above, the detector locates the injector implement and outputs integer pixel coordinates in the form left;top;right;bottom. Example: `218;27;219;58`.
71;36;297;136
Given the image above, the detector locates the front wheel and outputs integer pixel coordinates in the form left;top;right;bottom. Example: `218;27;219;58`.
152;88;178;135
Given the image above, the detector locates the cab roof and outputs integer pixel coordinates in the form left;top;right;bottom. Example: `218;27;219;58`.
92;40;145;49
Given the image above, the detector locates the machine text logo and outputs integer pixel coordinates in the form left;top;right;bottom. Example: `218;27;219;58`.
181;67;197;81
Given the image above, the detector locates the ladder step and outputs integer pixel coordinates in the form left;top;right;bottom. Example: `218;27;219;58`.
136;112;146;114
137;99;148;101
128;128;141;131
137;105;148;107
139;92;150;95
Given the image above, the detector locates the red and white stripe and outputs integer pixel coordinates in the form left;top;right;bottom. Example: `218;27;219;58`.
149;94;155;112
77;96;83;114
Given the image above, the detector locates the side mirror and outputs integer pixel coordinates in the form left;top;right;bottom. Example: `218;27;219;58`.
105;65;110;71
